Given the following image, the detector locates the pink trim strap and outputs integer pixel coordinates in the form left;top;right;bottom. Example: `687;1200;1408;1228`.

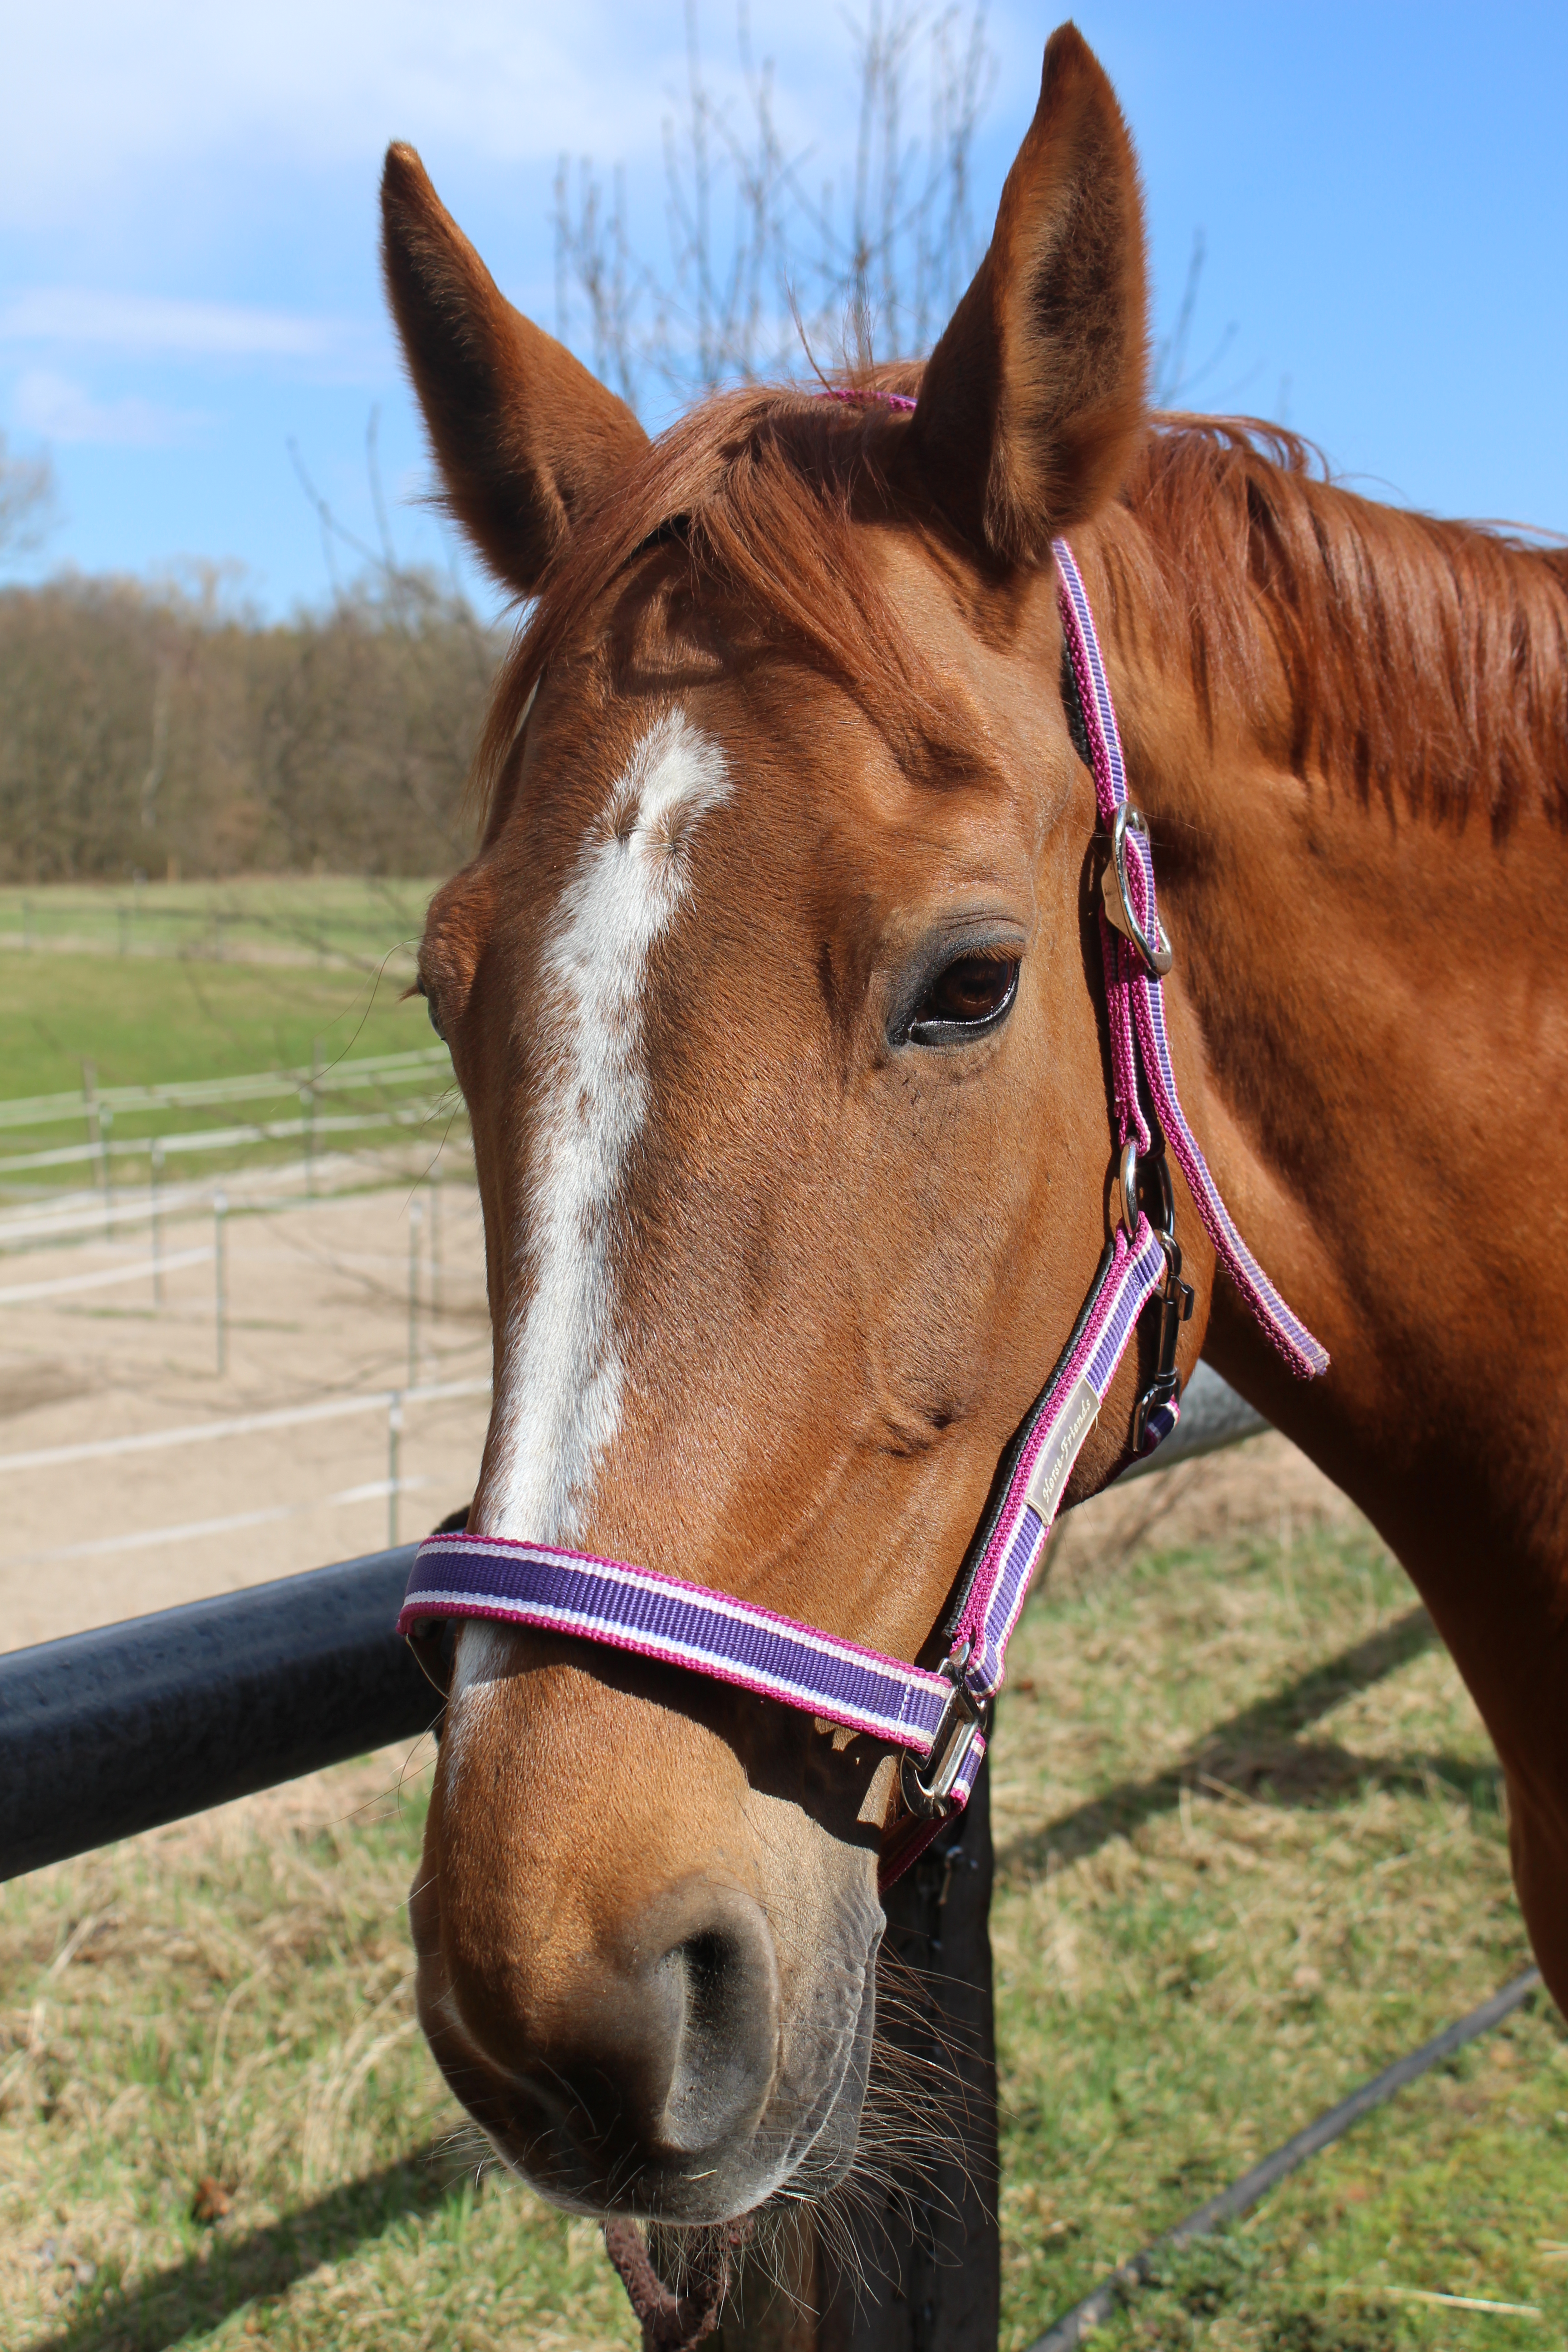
1054;539;1328;1381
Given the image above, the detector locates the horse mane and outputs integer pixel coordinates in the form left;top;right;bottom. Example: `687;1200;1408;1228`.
1099;418;1568;833
480;386;1568;838
477;364;970;822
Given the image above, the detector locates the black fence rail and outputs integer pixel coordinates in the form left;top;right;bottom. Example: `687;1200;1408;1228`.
0;1544;434;1880
0;1368;1265;1886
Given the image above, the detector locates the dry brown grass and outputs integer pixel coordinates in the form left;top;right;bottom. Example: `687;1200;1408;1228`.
0;1747;637;2351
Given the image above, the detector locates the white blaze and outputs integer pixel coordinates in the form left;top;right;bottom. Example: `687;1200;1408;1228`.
481;706;731;1551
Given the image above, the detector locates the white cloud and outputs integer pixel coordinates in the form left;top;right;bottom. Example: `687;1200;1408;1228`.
1;3;689;213
0;289;350;361
12;369;208;448
0;0;911;230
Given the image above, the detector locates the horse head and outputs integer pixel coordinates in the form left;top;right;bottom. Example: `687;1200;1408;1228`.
387;24;1204;2227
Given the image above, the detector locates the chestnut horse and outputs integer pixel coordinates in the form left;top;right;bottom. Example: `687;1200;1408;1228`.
385;22;1568;2246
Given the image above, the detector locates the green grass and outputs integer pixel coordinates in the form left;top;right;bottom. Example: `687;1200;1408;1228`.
0;883;457;1197
0;880;444;1107
0;1764;637;2352
2;1508;1561;2351
0;951;436;1108
0;950;451;1192
990;1519;1563;2350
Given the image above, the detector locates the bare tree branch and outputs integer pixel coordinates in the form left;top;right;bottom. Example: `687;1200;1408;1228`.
552;1;997;416
0;433;57;564
1152;229;1239;409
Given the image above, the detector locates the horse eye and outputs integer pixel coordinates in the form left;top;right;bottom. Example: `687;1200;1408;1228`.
908;953;1019;1044
418;979;447;1042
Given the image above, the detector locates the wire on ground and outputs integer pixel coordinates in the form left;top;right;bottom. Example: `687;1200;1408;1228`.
1027;1966;1545;2352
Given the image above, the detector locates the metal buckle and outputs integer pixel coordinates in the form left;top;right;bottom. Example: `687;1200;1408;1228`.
900;1644;993;1821
1119;1133;1177;1245
1102;804;1174;976
1133;1196;1195;1451
1118;1137;1140;1241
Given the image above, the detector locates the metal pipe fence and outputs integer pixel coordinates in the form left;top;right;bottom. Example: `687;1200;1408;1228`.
0;1375;491;1480
0;1367;1260;1886
0;1101;461;1181
0;1544;431;1881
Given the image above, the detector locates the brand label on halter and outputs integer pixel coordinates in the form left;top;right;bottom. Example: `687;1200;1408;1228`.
1023;1376;1100;1525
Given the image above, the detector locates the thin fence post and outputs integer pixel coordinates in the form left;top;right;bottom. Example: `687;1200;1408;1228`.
213;1191;228;1375
408;1199;423;1389
716;1769;1000;2352
151;1142;164;1307
99;1104;114;1237
81;1058;100;1180
311;1037;323;1189
301;1084;315;1197
388;1392;403;1547
429;1166;442;1322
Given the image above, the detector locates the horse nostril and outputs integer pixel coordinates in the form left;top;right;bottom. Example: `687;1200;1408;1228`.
435;1872;783;2200
647;1893;780;2157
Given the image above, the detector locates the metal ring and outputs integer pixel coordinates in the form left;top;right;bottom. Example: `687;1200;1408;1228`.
1119;1137;1140;1242
901;1646;989;1819
901;1735;971;1821
1111;804;1174;976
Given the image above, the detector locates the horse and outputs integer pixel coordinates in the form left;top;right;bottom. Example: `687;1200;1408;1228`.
381;12;1568;2281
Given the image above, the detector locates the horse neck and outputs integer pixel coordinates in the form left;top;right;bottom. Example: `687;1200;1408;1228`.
1088;514;1568;1564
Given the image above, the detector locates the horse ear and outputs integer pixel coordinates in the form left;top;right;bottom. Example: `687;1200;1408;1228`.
907;24;1147;564
380;143;648;594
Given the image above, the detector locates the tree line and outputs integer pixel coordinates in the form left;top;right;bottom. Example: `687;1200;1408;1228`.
1;5;998;888
0;568;501;885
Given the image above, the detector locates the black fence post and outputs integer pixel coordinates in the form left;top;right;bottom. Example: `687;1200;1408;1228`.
719;1765;999;2352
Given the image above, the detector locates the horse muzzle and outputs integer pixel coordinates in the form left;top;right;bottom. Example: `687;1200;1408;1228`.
409;1852;882;2223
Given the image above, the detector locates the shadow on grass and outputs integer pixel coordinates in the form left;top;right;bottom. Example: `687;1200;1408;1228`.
998;1605;1486;1882
26;2141;456;2352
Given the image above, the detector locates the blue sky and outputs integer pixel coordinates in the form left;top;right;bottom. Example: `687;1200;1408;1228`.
3;2;1564;619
